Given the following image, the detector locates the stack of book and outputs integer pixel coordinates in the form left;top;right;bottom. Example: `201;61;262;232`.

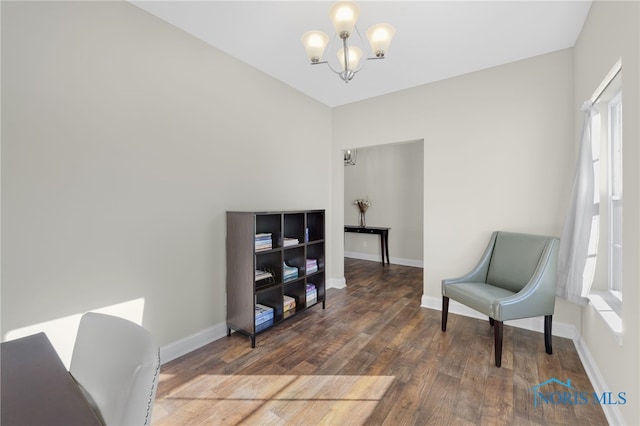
306;284;317;306
283;237;299;247
255;303;274;332
306;258;318;274
255;233;272;251
255;269;273;283
283;262;298;282
255;269;272;281
283;295;296;319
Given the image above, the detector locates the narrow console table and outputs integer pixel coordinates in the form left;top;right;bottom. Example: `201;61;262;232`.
344;225;390;265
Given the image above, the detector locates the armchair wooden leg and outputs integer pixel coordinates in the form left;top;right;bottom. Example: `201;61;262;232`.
544;315;553;355
489;318;495;326
442;297;449;332
494;321;503;367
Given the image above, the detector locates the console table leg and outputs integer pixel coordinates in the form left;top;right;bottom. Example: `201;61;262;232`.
384;231;390;264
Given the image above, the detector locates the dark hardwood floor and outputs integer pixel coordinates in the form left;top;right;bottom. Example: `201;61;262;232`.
152;258;607;425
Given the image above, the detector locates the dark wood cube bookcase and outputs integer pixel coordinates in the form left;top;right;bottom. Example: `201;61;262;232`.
226;210;326;347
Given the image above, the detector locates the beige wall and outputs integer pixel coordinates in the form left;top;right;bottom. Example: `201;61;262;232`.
344;141;424;265
3;4;639;421
332;48;581;328
1;1;332;357
574;1;640;424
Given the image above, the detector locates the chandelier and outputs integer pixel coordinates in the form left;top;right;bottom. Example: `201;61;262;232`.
301;1;395;83
344;149;357;166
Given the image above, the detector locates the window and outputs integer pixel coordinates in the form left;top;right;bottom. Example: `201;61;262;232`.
586;64;622;340
607;91;622;296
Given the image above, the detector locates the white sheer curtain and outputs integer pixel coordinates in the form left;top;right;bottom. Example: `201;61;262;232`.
556;101;600;305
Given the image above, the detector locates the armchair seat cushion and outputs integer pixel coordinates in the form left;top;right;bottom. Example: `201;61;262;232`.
443;282;515;318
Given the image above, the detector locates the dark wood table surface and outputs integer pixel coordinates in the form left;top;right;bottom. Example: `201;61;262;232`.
1;332;102;426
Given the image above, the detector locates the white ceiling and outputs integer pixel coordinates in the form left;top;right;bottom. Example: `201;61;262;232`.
131;1;592;107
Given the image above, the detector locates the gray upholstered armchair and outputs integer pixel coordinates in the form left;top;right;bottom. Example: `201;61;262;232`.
441;231;560;367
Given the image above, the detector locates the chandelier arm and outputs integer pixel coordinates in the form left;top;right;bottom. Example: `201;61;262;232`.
342;37;350;72
317;60;345;76
353;24;373;59
317;32;347;76
347;24;370;73
315;61;350;83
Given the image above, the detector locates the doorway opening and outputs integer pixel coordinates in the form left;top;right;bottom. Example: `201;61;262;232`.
343;140;424;268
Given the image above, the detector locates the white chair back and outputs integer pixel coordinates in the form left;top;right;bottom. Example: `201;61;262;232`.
70;313;160;426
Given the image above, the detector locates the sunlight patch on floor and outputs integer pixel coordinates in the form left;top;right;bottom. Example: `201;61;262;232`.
153;374;396;425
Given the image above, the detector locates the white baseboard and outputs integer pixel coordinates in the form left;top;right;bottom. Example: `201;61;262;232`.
160;322;228;364
422;294;624;424
345;251;423;268
573;335;625;425
327;277;346;289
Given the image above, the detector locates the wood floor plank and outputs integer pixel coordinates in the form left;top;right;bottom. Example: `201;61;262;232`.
153;258;608;425
479;367;513;425
375;358;440;425
454;334;491;424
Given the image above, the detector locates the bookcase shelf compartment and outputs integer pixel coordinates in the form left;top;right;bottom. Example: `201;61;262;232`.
226;210;326;348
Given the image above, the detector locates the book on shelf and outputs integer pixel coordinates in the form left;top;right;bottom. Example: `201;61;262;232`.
283;262;298;282
306;283;317;306
306;258;318;274
255;303;274;326
256;303;274;331
283;295;296;312
306;293;317;306
255;233;273;251
255;303;274;316
256;319;273;332
283;237;299;247
255;269;273;281
255;315;273;326
255;312;273;323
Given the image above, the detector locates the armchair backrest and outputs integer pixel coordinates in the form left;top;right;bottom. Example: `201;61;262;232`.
486;232;555;292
